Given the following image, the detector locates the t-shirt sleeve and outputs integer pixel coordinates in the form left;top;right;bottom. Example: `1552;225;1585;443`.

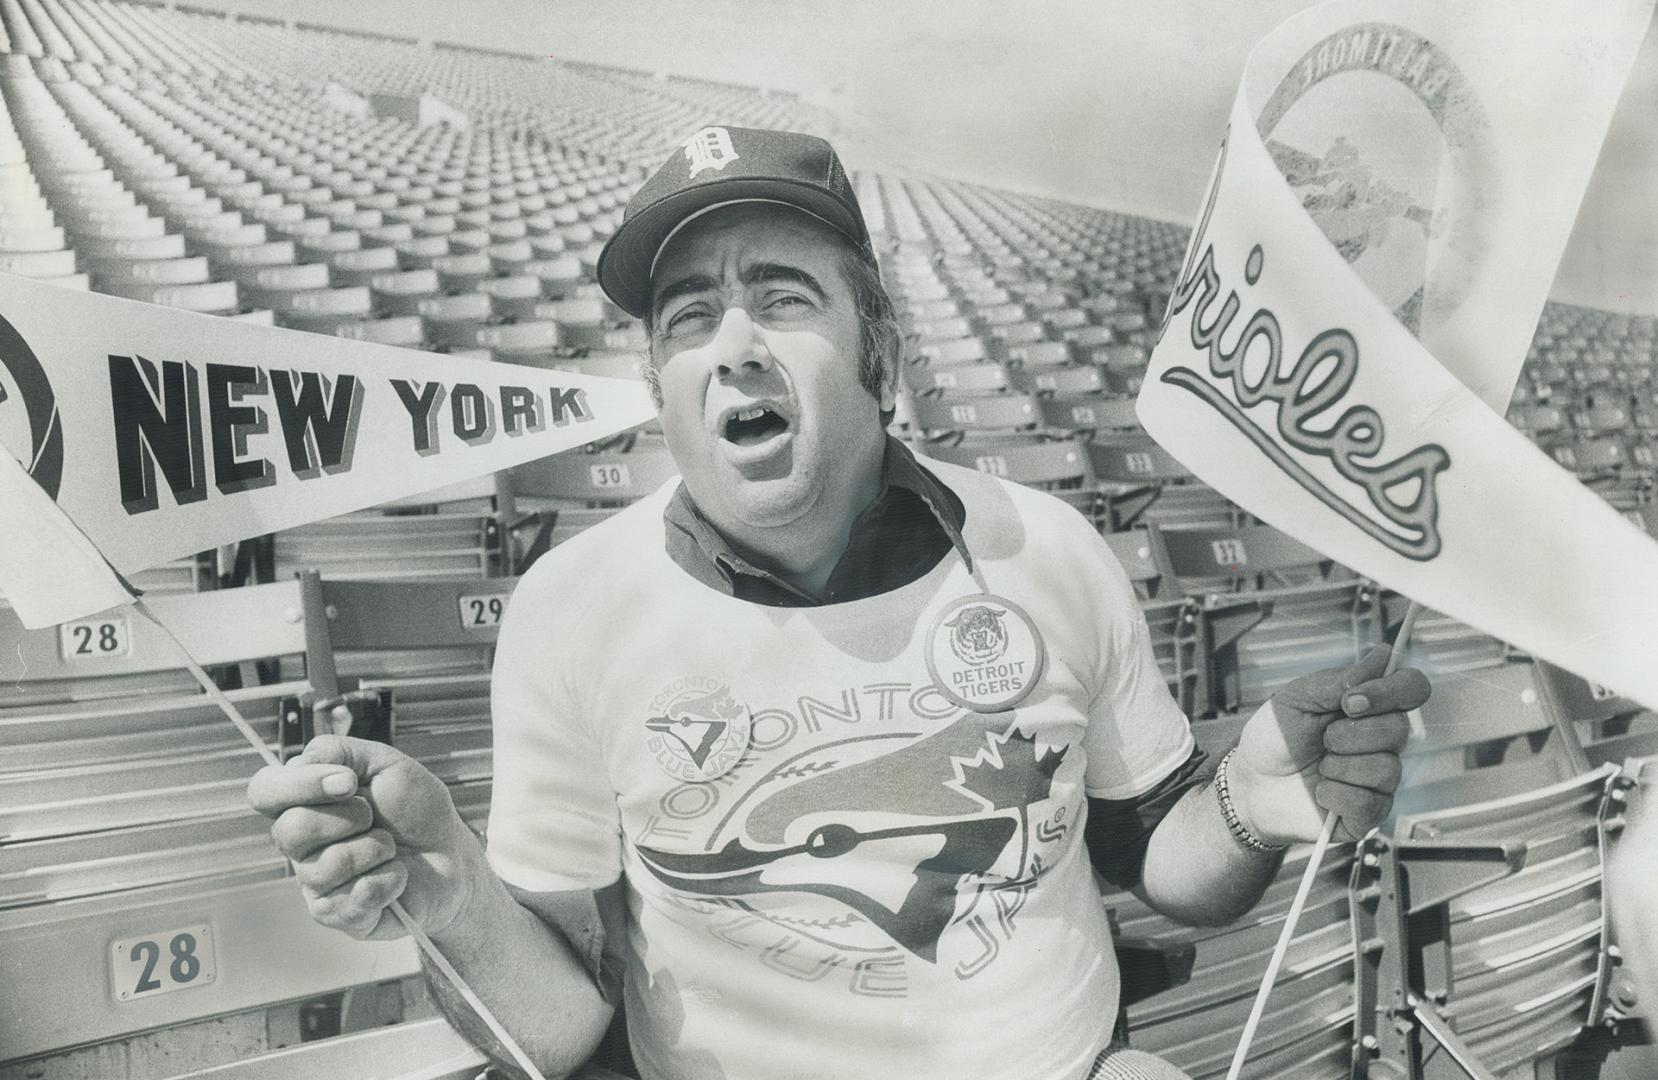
1078;532;1197;800
484;566;623;893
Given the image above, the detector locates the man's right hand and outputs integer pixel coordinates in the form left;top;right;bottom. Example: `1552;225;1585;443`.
247;735;480;941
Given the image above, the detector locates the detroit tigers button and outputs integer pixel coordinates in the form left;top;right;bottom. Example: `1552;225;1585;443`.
925;594;1047;713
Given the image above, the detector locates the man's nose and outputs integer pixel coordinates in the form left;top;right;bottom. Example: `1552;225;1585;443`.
708;308;774;379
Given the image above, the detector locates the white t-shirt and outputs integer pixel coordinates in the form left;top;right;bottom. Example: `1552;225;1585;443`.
486;460;1194;1080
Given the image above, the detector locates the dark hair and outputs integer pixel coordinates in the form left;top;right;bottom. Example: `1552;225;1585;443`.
642;243;900;426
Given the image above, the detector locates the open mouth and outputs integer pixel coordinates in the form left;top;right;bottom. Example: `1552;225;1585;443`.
723;405;790;447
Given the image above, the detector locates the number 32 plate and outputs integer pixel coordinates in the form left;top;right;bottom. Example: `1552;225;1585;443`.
112;924;216;1002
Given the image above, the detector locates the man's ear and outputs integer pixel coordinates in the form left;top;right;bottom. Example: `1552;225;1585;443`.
876;337;902;414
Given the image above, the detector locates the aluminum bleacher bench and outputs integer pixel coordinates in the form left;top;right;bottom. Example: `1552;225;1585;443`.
0;581;425;1073
269;474;507;583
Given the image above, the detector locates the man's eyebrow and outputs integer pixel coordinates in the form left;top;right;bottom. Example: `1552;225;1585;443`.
740;262;827;301
651;273;720;322
650;263;829;322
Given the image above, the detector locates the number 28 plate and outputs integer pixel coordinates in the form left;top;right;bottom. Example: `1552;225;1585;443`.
112;924;216;1002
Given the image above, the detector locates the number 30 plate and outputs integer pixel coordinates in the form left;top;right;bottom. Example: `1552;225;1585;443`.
112;924;216;1002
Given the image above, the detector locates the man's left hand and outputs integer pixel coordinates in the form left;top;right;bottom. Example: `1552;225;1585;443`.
1228;645;1431;845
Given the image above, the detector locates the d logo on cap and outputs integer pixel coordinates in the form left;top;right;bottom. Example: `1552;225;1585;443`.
684;127;740;179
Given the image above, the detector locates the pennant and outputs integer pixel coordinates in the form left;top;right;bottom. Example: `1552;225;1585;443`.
1;358;552;1080
1245;0;1655;411
0;271;656;580
1137;0;1658;708
0;447;134;628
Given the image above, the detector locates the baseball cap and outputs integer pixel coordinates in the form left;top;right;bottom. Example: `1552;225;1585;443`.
597;125;873;320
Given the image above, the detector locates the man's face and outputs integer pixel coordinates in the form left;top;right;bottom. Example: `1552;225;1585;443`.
648;204;894;530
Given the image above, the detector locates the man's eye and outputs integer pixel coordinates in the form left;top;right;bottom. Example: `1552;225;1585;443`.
766;294;808;311
666;307;711;331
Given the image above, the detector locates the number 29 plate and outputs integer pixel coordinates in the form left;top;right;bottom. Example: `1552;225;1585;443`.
457;593;507;630
112;924;216;1002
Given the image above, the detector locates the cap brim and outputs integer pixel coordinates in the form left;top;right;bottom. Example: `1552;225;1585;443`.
597;177;869;320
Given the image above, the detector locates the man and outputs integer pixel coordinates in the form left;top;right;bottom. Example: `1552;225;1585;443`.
249;126;1428;1080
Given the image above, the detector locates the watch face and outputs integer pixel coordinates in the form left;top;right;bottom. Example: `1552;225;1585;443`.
926;593;1046;713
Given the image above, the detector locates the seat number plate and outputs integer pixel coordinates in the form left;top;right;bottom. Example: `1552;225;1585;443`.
458;594;507;629
112;925;216;1002
589;463;631;488
60;616;131;661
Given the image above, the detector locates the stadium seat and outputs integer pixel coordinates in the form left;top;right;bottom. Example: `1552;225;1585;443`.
1038;394;1140;433
1390;661;1591;818
914;335;992;368
909;361;1013;395
908;391;1039;434
1101;529;1201;715
506;440;680;567
1374;593;1508;675
1148;522;1375;714
1354;763;1623;1077
1086;436;1190;485
1110;845;1360;1080
0;582;426;1072
303;575;514;815
1532;660;1658;768
915;437;1089;488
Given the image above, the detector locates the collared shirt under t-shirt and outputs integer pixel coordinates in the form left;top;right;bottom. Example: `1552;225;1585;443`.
660;436;967;607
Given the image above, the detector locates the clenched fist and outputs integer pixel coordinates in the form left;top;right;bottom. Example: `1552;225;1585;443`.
247;735;480;940
1228;645;1431;845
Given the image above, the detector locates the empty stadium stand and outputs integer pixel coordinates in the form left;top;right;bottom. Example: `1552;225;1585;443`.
2;3;1655;1078
0;582;423;1074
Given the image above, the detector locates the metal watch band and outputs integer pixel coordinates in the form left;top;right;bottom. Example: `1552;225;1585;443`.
1215;747;1289;854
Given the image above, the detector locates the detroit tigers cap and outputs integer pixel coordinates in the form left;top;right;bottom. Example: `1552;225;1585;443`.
597;125;873;319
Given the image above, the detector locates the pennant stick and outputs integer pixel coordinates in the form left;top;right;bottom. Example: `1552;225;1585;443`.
133;596;281;769
1223;813;1336;1080
394;897;551;1080
130;597;550;1080
1225;600;1422;1080
1387;602;1423;674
